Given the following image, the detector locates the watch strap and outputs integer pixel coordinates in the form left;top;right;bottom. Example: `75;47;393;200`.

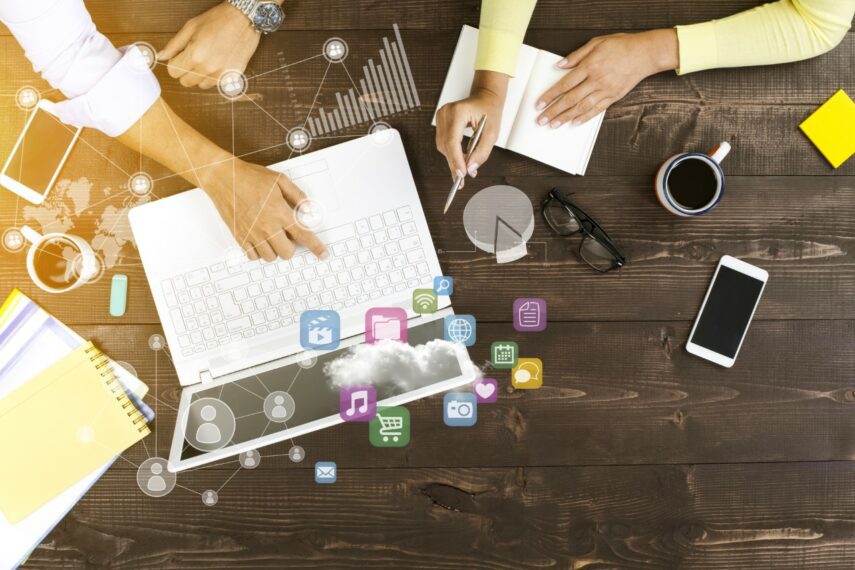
228;0;257;17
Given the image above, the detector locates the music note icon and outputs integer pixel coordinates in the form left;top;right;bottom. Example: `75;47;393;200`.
345;390;369;416
339;385;377;422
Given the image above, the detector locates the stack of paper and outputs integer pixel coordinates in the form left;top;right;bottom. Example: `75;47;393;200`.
0;289;153;568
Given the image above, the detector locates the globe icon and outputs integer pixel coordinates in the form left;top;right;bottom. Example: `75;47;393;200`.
446;318;473;343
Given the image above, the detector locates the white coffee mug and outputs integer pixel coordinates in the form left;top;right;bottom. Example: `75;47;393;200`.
20;225;100;293
655;142;731;216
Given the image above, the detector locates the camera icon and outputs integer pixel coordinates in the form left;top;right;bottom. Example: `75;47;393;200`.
443;392;477;427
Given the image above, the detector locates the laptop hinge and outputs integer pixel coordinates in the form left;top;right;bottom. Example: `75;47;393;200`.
199;369;214;383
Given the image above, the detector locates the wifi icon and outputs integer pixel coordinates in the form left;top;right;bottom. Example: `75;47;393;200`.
412;289;438;314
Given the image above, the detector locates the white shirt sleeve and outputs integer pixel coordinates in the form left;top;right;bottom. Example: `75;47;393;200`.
0;0;161;137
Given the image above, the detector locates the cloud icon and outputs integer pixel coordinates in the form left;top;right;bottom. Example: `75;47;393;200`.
324;339;482;392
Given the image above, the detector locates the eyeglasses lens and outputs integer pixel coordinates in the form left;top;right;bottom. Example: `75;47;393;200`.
580;236;618;271
544;199;580;235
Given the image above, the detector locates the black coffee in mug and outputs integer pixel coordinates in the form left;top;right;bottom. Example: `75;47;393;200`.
666;157;719;210
32;237;82;289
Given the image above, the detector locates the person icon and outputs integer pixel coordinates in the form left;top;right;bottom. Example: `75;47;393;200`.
2;228;24;253
148;334;165;351
195;405;222;445
147;463;167;493
202;489;218;506
218;70;247;99
186;398;236;452
264;391;295;423
289;445;305;463
240;450;260;469
137;457;176;497
323;38;348;62
272;396;288;419
129;172;153;197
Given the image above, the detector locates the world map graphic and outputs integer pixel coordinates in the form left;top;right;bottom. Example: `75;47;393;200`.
22;177;145;270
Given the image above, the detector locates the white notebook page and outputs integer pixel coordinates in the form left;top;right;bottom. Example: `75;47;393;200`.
432;25;538;147
507;51;605;174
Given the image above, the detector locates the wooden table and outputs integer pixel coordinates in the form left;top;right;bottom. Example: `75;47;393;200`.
2;1;854;567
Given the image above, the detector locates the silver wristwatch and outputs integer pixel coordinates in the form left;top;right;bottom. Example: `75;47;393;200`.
228;0;285;34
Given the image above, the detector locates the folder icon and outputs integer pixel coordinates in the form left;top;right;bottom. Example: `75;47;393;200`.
372;316;403;341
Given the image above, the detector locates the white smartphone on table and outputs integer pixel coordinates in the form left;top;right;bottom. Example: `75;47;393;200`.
0;100;81;205
686;255;768;368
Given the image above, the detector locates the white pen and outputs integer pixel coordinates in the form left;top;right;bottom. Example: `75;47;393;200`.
443;114;487;215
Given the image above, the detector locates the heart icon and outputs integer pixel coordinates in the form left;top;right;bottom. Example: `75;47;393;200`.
474;378;498;403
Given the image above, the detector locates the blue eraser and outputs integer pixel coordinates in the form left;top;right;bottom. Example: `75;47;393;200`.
110;274;128;317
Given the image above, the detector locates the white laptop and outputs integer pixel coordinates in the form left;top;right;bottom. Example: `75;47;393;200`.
129;130;476;471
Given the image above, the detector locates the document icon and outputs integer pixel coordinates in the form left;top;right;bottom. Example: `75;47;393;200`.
513;298;547;331
365;307;408;344
315;461;337;484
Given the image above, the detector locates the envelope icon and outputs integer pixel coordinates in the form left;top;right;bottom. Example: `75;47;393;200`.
315;461;337;484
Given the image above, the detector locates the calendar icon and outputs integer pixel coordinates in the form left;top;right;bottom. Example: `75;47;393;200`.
491;341;518;369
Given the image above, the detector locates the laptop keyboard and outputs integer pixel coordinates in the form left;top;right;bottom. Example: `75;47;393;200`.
160;206;432;357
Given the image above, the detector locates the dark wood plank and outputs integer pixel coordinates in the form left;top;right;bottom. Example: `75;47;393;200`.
6;1;849;34
24;462;855;569
3;174;853;324
0;1;471;35
72;320;855;468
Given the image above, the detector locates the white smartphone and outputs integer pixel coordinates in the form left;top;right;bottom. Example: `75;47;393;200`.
0;100;81;205
686;255;768;368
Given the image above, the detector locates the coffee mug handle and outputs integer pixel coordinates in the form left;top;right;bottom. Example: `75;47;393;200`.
709;142;731;164
20;225;42;245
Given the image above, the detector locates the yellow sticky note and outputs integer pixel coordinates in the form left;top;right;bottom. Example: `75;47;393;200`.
799;90;855;169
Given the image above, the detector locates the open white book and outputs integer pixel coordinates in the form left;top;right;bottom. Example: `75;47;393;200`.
433;25;604;175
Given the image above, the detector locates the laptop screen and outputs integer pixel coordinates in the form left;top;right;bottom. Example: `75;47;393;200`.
178;318;466;462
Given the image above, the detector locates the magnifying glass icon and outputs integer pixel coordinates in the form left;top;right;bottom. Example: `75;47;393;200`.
434;276;453;296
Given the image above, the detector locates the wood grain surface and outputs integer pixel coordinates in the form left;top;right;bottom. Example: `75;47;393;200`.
1;1;854;568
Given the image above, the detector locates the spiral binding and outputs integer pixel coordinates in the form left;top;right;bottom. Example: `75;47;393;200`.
84;345;149;434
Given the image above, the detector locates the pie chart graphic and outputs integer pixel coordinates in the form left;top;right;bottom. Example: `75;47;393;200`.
462;185;534;263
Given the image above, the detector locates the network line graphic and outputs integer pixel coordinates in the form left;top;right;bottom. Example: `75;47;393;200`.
0;23;423;506
306;25;421;137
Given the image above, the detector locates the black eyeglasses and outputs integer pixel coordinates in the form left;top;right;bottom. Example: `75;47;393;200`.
541;189;626;272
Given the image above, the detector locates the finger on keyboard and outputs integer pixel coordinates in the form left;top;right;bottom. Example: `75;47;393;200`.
255;240;276;262
268;231;296;260
293;225;328;260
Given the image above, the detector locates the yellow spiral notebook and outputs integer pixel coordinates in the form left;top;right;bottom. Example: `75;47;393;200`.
0;342;150;523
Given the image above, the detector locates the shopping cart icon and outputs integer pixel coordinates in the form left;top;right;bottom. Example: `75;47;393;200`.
378;413;403;442
369;406;410;447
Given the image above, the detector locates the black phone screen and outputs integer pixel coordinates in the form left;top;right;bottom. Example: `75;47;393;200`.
4;107;76;194
690;266;765;358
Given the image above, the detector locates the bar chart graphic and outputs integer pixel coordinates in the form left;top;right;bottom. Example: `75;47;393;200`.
307;24;421;137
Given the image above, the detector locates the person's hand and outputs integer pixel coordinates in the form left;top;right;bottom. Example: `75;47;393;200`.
201;159;328;262
158;1;262;89
536;29;679;128
435;70;509;185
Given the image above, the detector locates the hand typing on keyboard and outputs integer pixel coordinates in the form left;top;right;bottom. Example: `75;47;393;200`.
165;205;430;357
201;159;329;262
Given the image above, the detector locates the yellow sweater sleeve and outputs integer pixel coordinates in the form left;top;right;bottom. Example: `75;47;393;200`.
474;0;538;76
676;0;855;74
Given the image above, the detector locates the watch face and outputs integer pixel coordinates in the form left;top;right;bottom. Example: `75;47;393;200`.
253;3;284;33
